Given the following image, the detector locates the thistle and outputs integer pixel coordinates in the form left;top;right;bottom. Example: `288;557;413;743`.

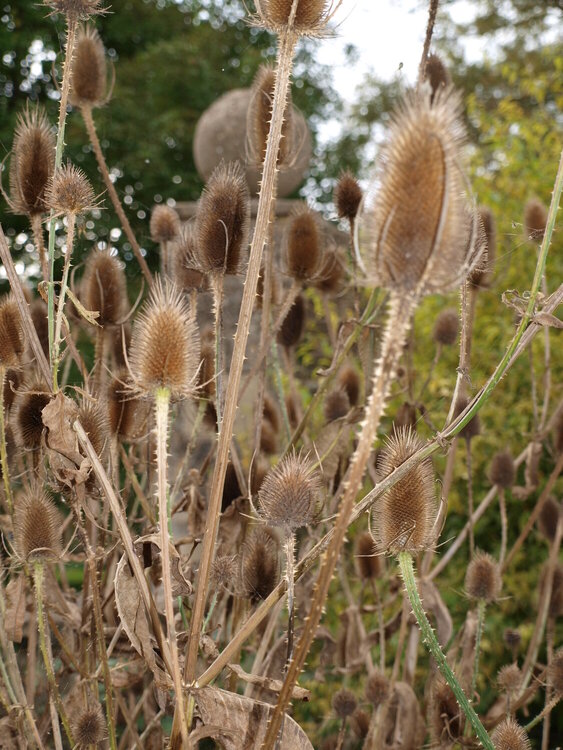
254;0;338;36
69;25;109;109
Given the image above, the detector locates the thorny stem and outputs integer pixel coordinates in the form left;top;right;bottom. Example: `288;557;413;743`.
81;106;153;286
52;211;76;387
31;213;48;282
0;369;13;513
284;534;296;669
155;387;190;748
398;552;494;750
417;0;440;85
525;693;561;733
471;599;486;707
212;274;225;426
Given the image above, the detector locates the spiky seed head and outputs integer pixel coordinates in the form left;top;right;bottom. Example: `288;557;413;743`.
491;718;531;750
15;386;51;450
430;678;464;742
210;555;238;590
72;703;106;747
503;628;521;652
332;688;357;719
285;206;322;282
8;105;54;216
44;0;104;21
339;366;360;406
524;198;548;241
489;450;516;489
195;161;250;276
314;250;345;295
241;527;280;603
150;204;181;244
257;0;332;35
324;389;350;423
548;649;563;695
335;171;363;222
372;427;437;554
13;487;62;561
107;374;140;438
465;551;502;602
454;397;481;441
424;53;451;101
78;400;109;461
469;206;496;288
355;531;383;580
258;450;322;533
497;663;521;695
46;163;95;216
172;224;208;292
81;249;127;327
30;299;49;360
129;279;200;398
357;90;480;296
365;670;390;707
69;25;107;108
277;293;305;349
0;296;25;368
432;307;459;346
537;497;561;543
248;65;293;166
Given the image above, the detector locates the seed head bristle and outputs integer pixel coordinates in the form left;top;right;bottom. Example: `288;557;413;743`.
129;279;200;398
15;384;51;450
0;296;26;368
241;527;280;603
469;206;496;288
13;487;62;561
72;702;106;747
324;389;349;423
150;204;181;244
338;365;360;406
497;663;521;694
454;397;481;441
372;427;437;554
548;649;563;695
489;450;515;489
365;670;390;707
286;205;322;282
248;65;293;166
432;307;459;346
70;25;107;108
81;249;127;327
46;162;96;216
8;104;54;217
335;171;363;223
107;374;141;438
257;0;332;34
44;0;105;21
258;450;322;533
524;197;548;241
465;551;502;602
172;223;208;292
332;688;357;719
537;497;561;543
354;531;382;580
314;250;345;295
424;53;451;102
358;89;479;295
277;293;305;349
491;718;531;750
195;161;250;276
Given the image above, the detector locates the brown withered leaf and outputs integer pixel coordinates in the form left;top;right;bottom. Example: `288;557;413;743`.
42;393;91;487
226;664;310;702
419;579;452;647
380;681;425;750
5;574;26;643
114;553;172;690
134;533;192;598
194;687;314;750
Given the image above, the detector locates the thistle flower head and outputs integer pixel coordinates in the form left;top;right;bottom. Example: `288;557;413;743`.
524;197;548;241
357;89;481;297
469;206;496;288
465;551;502;602
257;450;322;533
46;163;96;216
285;205;322;282
0;296;26;368
255;0;335;36
334;171;363;223
491;718;531;750
489;450;515;489
81;248;127;327
277;293;305;348
332;689;357;719
13;487;62;561
497;663;521;695
195;161;250;275
15;384;51;451
72;703;106;747
78;399;109;461
70;25;108;108
8;105;54;217
372;427;438;554
44;0;105;21
150;204;181;244
128;279;200;398
241;527;280;603
432;307;458;346
248;65;293;166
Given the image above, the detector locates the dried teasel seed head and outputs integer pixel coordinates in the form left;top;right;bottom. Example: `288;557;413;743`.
423;53;451;101
107;374;141;438
258;450;322;533
524;197;548;241
172;224;208;292
491;718;531;750
469;206;496;288
13;487;62;561
150;204;181;245
72;702;106;748
454;397;481;441
277;293;305;349
241;527;280;603
357;89;480;296
248;65;293;166
548;648;563;695
432;307;459;346
15;384;51;450
46;162;95;216
324;389;350;423
489;450;516;489
393;401;417;430
0;296;26;368
44;0;105;20
8;104;54;217
195;161;250;276
70;25;107;108
257;0;332;35
210;555;238;590
430;677;464;742
372;427;437;554
286;205;322;282
497;663;521;695
365;670;390;707
81;248;127;327
335;171;363;223
355;531;383;580
537;497;561;543
129;279;200;398
78;399;109;461
503;628;521;652
332;688;357;719
350;708;370;739
465;550;502;602
339;365;360;406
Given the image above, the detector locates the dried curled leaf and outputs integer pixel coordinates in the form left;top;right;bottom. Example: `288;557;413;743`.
4;574;26;643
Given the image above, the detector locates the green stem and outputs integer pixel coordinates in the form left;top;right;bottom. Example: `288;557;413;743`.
524;693;560;732
397;551;494;750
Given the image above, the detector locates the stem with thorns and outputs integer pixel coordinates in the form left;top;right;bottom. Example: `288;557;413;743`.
417;0;440;85
283;533;296;669
31;214;48;282
0;368;13;514
471;599;486;705
52;212;76;386
211;274;225;426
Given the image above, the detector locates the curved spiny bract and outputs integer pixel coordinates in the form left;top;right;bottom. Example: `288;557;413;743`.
81;248;128;327
70;25;108;108
357;89;482;296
